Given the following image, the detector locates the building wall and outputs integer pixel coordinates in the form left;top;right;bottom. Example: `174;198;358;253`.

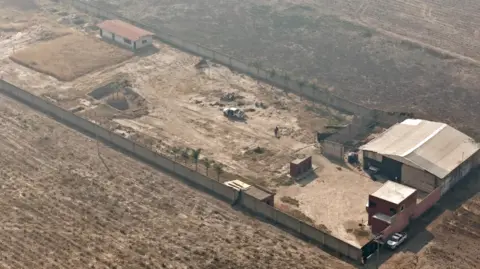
413;186;441;218
134;36;153;49
401;165;436;193
367;191;417;226
99;29;134;49
100;29;114;40
370;218;390;234
440;152;477;196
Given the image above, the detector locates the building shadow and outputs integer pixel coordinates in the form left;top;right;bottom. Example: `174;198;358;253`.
296;170;319;186
134;45;160;57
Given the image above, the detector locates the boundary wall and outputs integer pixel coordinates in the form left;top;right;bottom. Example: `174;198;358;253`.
0;79;362;262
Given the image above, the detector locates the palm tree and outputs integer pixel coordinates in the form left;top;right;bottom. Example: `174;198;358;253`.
213;163;224;181
203;158;212;176
181;148;191;164
191;148;202;171
172;147;182;162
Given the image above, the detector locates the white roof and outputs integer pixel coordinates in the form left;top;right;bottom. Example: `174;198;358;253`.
361;119;479;179
224;180;250;191
371;181;416;204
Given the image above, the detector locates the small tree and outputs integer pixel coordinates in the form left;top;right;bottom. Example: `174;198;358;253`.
181;148;191;164
203;158;212;175
172;147;182;162
191;148;202;171
213;163;224;181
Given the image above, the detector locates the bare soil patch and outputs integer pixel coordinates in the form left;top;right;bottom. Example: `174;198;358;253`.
10;33;133;81
0;94;354;269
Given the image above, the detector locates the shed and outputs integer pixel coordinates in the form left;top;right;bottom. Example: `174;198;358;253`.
224;180;275;206
360;119;479;194
97;20;154;50
289;156;312;178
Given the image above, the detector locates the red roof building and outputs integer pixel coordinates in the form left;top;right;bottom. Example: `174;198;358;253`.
97;20;154;50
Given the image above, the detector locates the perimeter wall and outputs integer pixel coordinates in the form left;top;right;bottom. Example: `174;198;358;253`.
0;79;362;262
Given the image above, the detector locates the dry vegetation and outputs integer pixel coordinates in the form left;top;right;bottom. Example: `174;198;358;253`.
0;94;356;269
10;33;133;81
105;0;480;139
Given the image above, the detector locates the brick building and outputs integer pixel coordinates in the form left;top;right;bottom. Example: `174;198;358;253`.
367;181;417;234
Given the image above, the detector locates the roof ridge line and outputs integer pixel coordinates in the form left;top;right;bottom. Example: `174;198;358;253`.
400;123;447;157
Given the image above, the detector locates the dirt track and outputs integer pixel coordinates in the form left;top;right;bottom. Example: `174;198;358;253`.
0;94;355;268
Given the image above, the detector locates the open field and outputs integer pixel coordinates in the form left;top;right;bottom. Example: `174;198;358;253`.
0;91;356;268
93;0;480;139
10;33;133;81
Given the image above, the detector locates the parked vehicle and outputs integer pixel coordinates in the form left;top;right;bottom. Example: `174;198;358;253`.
366;166;380;181
347;152;359;164
223;107;245;120
386;232;408;250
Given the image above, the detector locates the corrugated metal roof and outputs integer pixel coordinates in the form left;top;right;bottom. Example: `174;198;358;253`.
361;119;479;179
371;181;416;204
97;20;153;41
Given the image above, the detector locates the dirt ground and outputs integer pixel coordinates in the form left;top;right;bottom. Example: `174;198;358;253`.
1;1;479;268
0;93;357;269
99;0;480;140
0;3;351;191
275;146;383;247
10;33;133;81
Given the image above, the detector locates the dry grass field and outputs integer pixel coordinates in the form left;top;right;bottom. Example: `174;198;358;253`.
0;93;356;269
10;33;133;81
1;1;479;268
101;0;480;139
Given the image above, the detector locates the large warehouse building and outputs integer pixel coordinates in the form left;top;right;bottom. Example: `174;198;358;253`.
361;119;479;194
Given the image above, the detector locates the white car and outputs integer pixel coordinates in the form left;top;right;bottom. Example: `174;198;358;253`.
386;232;408;250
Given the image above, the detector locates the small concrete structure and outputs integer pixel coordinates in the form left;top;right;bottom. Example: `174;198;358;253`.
97;20;154;50
289;156;312;178
224;180;275;206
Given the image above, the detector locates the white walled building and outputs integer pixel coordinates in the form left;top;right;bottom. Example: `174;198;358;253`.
360;119;479;194
97;20;154;50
